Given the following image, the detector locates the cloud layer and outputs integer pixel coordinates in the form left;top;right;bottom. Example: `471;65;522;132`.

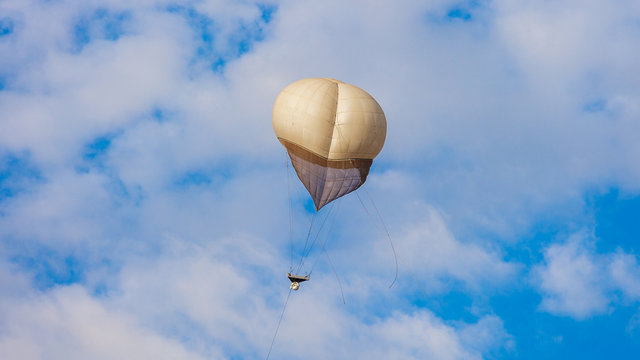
1;0;640;359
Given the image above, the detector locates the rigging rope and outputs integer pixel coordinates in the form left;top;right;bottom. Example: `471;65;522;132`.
286;156;294;271
356;189;429;300
355;190;398;288
323;246;346;304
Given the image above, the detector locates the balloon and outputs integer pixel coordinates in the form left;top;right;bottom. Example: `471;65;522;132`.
273;78;386;210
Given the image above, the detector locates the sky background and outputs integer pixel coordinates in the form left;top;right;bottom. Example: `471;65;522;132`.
1;0;640;359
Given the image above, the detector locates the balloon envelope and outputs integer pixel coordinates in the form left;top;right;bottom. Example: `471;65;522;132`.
273;78;386;210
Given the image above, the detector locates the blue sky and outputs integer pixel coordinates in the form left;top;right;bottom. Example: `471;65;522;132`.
1;0;640;359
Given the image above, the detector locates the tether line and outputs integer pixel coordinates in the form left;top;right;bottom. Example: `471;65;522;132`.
265;289;293;360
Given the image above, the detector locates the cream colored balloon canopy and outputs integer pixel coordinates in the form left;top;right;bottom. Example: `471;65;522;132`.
273;78;387;210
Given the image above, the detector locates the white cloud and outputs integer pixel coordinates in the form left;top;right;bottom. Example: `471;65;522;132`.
0;1;192;166
610;252;640;301
0;262;207;360
533;233;610;319
533;233;640;319
352;311;510;360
